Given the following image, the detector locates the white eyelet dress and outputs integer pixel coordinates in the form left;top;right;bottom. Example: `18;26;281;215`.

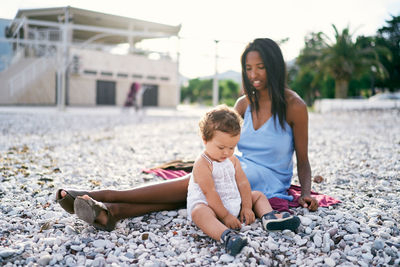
186;153;242;221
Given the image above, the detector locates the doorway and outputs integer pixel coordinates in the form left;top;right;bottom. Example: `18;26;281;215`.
142;84;158;106
96;80;116;105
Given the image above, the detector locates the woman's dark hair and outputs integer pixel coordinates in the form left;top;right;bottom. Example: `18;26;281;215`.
241;38;287;130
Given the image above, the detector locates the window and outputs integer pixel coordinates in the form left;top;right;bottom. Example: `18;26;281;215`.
101;71;113;76
147;75;156;80
132;74;143;79
117;73;128;78
83;70;97;75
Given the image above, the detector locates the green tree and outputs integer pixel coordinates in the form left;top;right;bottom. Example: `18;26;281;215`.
299;25;387;98
350;35;391;96
180;78;212;104
375;15;400;91
219;79;240;106
293;32;330;103
180;78;240;106
289;65;318;105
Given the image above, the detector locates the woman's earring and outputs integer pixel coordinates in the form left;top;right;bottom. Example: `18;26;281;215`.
252;90;256;95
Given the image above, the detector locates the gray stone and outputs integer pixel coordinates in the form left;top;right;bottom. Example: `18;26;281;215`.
220;254;234;263
0;249;17;258
324;257;336;267
373;239;385;250
37;254;52;266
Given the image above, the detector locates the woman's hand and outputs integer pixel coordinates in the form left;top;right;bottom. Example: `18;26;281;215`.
222;213;242;230
298;195;319;211
240;207;255;225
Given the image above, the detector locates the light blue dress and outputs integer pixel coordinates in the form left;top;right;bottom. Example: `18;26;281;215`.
236;106;294;201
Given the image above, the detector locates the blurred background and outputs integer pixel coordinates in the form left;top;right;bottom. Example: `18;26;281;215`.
0;0;399;110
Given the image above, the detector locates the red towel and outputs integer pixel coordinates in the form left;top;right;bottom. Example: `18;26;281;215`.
142;168;341;212
142;168;189;180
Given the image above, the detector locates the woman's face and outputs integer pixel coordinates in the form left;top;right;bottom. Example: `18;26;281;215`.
245;51;267;91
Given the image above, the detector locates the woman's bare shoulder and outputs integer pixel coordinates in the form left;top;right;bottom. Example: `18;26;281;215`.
285;89;307;123
285;89;306;110
234;95;249;117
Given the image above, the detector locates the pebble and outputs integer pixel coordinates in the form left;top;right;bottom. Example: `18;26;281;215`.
0;108;399;266
324;257;336;267
373;239;385;250
299;216;313;226
37;255;52;266
220;254;234;262
0;249;17;258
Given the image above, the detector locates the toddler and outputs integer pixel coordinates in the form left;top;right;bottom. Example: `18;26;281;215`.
187;105;300;256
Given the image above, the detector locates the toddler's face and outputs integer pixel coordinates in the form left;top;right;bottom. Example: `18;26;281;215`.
204;130;240;162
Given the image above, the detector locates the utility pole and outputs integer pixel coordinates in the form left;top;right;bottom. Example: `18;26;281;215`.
176;36;181;107
57;7;69;110
212;40;219;107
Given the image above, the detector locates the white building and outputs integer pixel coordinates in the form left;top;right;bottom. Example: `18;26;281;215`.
0;6;181;108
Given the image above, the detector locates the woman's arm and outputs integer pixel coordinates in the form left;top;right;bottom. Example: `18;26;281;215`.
193;159;241;228
286;90;318;211
232;156;255;224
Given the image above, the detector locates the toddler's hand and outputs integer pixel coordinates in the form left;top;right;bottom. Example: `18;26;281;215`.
240;207;255;225
222;214;242;230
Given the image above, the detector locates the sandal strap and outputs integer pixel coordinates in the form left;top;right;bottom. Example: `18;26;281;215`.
56;189;90;214
262;210;279;220
74;197;116;232
220;229;234;243
221;230;247;256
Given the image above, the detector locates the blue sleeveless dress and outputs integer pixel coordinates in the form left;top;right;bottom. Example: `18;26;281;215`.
236;106;294;201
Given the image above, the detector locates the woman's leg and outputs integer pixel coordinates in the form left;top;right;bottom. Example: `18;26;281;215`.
191;204;227;240
107;201;186;221
89;175;190;204
76;195;186;228
60;174;190;205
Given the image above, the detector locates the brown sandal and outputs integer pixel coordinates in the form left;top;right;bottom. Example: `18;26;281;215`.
55;189;90;214
74;197;117;232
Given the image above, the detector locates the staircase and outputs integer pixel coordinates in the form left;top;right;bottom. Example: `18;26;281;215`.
0;27;60;105
0;56;57;105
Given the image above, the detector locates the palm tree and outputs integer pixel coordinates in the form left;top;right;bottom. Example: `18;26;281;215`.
299;25;388;98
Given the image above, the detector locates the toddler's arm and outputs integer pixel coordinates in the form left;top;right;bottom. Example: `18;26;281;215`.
232;155;255;224
193;158;241;229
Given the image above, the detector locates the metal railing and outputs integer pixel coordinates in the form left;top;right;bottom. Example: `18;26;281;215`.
8;56;55;97
7;28;59;97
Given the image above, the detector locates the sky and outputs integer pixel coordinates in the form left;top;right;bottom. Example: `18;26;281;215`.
1;0;400;78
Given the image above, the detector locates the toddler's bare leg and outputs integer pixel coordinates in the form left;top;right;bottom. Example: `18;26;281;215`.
251;191;282;218
191;204;227;240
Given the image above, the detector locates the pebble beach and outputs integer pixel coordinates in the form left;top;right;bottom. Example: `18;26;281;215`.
0;106;399;266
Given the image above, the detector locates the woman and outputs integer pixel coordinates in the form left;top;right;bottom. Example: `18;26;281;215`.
57;38;318;231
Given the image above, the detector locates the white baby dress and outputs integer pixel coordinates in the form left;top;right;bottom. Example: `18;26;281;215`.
186;153;242;221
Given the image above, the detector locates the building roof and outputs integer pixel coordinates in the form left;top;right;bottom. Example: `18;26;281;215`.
11;6;181;45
